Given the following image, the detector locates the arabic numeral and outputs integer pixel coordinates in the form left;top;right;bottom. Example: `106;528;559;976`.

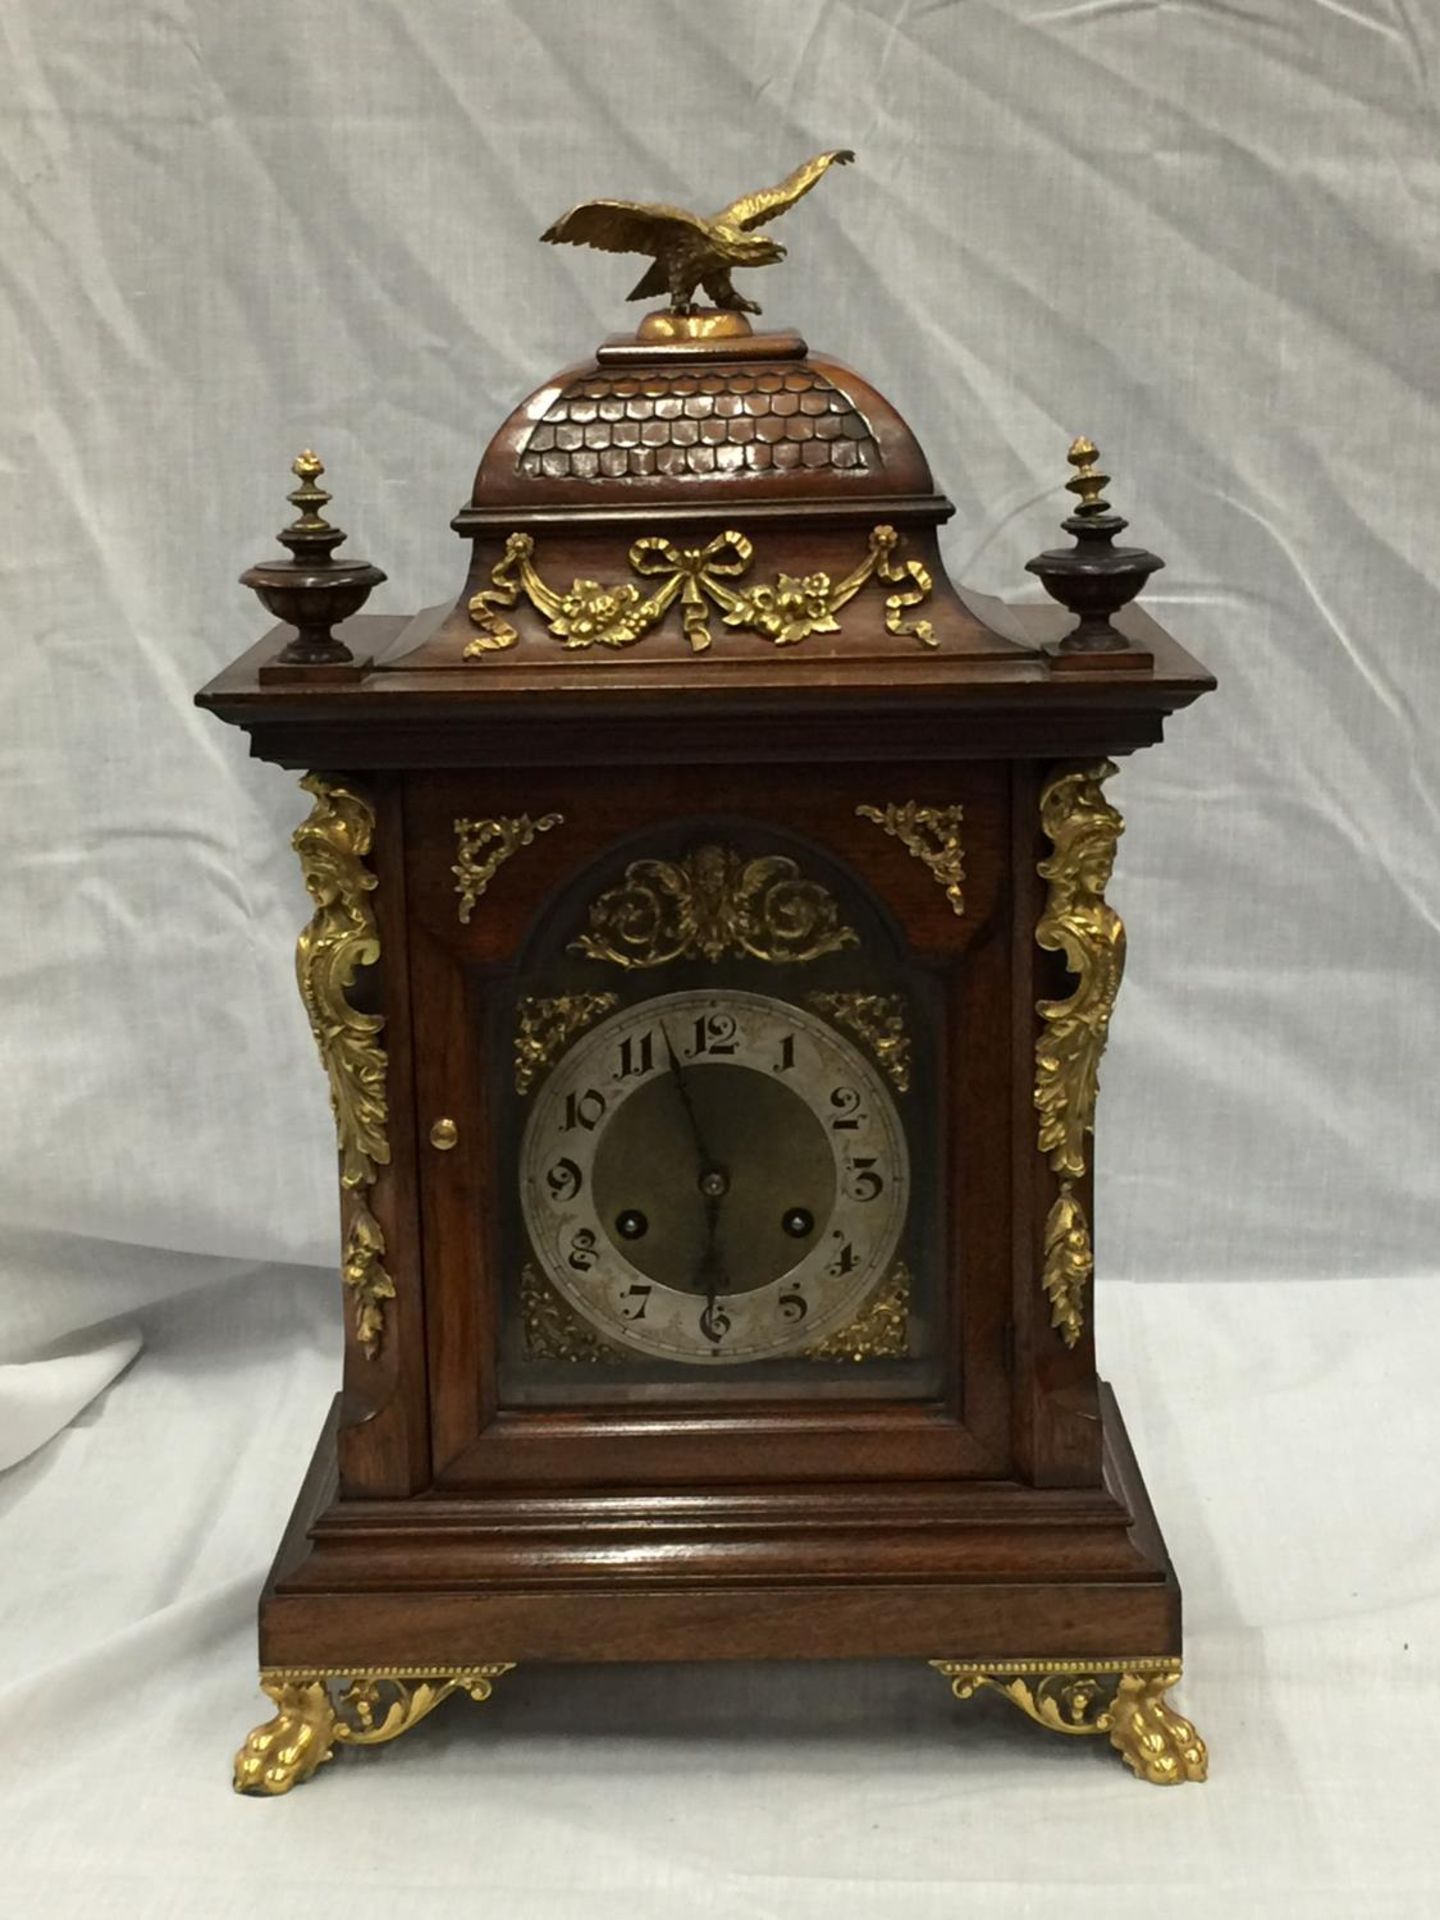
778;1289;808;1324
829;1086;863;1130
616;1032;654;1079
546;1157;582;1202
562;1088;606;1132
774;1033;796;1073
568;1228;600;1272
690;1012;738;1057
828;1235;858;1276
844;1157;884;1203
618;1284;652;1321
699;1300;732;1345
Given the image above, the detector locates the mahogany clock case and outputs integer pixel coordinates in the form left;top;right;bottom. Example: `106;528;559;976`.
199;312;1213;1724
199;693;1208;1674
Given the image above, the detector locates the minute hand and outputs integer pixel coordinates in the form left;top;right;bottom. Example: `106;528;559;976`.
662;1024;713;1169
662;1026;729;1321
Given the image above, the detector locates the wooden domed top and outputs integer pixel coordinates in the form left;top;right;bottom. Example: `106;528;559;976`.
461;323;934;519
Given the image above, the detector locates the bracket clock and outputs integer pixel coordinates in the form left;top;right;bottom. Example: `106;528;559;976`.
199;153;1215;1794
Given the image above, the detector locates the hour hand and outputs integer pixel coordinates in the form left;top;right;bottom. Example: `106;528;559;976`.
696;1184;730;1322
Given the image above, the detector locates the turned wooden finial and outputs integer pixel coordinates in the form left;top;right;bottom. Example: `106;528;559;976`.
241;452;386;668
1025;437;1163;655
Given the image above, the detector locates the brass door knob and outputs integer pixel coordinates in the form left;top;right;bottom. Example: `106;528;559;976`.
429;1118;459;1151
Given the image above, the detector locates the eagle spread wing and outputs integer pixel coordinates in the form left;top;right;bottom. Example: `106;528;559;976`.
540;199;713;258
712;149;855;232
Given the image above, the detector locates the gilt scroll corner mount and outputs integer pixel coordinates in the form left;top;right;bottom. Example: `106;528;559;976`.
856;801;965;917
453;813;564;925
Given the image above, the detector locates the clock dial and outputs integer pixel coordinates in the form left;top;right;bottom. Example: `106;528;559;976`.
521;990;909;1363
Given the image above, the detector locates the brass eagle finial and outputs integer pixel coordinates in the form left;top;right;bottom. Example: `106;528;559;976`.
541;149;855;318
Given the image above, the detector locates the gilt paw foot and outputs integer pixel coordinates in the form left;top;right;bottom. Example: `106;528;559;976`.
233;1665;515;1796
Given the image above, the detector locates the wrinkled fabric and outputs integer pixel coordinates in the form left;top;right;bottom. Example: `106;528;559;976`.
0;1268;1434;1917
0;0;1437;1907
0;1328;141;1471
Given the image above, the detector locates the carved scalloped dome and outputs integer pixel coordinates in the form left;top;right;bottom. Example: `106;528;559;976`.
465;326;934;512
521;361;875;482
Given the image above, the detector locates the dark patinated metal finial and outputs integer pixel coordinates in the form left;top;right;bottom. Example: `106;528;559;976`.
242;452;386;668
1025;438;1163;654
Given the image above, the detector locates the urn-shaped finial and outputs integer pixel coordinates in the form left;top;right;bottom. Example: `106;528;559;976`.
1025;438;1163;653
241;452;386;667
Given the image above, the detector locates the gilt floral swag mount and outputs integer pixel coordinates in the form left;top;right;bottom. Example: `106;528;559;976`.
464;523;935;656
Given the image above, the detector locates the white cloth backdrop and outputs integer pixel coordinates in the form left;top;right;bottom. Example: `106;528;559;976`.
1;2;1436;1912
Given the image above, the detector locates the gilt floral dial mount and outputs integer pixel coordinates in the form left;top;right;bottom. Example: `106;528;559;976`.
520;990;909;1364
